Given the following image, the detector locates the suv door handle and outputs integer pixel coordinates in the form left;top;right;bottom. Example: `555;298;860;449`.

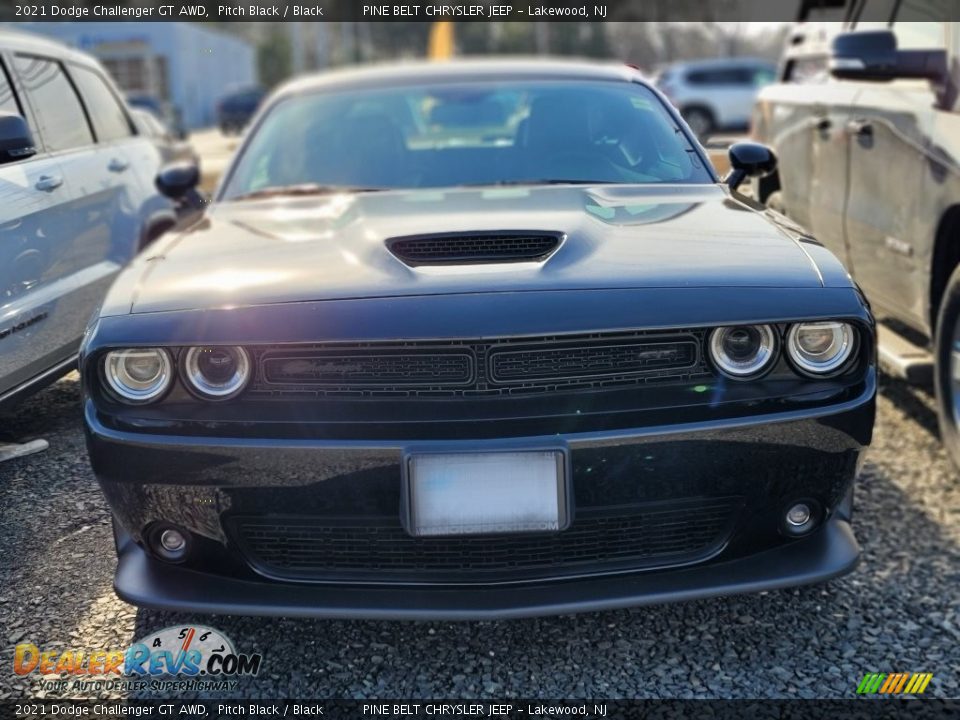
34;174;63;192
108;158;129;173
846;119;873;137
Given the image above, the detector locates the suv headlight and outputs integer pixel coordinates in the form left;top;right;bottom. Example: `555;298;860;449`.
103;348;173;404
787;322;855;375
708;325;777;379
182;346;251;400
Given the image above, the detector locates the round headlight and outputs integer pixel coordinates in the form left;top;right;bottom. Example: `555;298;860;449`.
104;348;173;404
787;321;855;375
709;325;777;379
182;346;251;400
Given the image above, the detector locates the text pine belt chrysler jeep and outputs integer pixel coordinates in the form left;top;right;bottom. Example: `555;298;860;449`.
82;60;876;619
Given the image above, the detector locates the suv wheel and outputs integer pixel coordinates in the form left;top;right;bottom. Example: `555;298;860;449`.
681;107;714;140
933;263;960;470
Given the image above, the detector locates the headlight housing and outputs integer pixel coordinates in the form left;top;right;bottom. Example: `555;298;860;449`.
708;324;777;379
787;321;856;375
182;346;251;400
103;348;173;404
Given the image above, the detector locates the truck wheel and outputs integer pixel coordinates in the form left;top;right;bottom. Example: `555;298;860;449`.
933;263;960;471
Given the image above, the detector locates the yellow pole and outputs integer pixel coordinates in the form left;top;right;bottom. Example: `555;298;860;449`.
428;21;455;60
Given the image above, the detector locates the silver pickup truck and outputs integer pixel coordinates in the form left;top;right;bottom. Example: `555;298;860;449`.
752;14;960;468
0;29;176;411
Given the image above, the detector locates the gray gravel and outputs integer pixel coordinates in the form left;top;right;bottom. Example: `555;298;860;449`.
1;372;957;700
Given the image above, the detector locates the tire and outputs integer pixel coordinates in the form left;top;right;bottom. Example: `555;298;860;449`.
933;262;960;471
681;106;715;141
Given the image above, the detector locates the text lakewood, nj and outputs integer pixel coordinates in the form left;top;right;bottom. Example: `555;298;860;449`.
362;4;608;17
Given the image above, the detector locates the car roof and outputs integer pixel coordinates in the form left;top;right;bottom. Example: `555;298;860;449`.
0;27;101;67
274;58;645;99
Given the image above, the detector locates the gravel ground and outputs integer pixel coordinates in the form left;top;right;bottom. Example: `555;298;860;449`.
0;371;957;700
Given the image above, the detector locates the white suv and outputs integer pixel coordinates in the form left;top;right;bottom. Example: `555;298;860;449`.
0;29;176;410
655;57;776;139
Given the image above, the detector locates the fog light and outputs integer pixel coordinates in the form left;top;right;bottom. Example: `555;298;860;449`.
786;503;812;527
148;525;191;562
160;529;186;552
782;500;821;537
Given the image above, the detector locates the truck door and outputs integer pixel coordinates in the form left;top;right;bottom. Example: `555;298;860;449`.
842;22;945;326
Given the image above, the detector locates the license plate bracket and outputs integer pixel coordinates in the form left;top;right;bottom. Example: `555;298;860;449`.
402;448;570;538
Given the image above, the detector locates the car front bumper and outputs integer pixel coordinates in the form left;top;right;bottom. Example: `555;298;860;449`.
113;515;860;620
86;369;873;619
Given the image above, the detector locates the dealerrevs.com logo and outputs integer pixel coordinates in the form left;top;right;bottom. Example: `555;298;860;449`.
14;625;263;693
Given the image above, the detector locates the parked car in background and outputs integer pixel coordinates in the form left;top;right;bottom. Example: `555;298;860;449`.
130;108;197;166
216;85;265;135
752;16;960;467
126;93;187;140
83;60;874;619
655;57;776;139
0;29;175;411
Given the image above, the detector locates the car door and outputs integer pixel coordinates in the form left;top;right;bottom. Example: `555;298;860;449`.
842;22;946;325
67;62;155;263
0;52;91;397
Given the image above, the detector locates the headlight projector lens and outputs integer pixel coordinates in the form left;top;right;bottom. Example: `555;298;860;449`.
183;346;251;400
104;348;173;404
787;322;855;375
709;324;777;379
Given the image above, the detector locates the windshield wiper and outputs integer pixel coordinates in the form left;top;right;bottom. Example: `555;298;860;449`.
230;184;387;201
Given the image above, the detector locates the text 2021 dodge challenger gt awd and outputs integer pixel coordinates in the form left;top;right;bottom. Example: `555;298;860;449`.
81;60;876;619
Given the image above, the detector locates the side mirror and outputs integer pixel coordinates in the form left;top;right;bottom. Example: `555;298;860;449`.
0;113;37;165
156;161;200;199
829;30;947;85
725;142;777;191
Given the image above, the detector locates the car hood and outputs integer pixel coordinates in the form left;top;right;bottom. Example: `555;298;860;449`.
124;184;828;315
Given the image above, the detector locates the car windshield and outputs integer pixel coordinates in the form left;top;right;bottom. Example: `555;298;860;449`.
221;79;712;199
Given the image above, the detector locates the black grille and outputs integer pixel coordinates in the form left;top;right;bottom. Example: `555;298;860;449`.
249;330;711;400
263;349;474;387
228;497;740;584
388;233;560;265
490;341;697;384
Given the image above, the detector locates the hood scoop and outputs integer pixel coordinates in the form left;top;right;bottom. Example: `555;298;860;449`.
387;232;562;266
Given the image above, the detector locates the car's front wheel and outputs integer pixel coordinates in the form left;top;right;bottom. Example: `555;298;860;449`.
681;106;714;140
933;263;960;471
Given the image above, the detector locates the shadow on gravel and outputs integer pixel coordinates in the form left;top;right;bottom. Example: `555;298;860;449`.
878;374;940;440
128;464;960;699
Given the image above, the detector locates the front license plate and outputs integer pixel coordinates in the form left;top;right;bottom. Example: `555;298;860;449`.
405;450;568;537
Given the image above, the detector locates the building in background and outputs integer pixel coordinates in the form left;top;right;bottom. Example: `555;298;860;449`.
14;22;256;129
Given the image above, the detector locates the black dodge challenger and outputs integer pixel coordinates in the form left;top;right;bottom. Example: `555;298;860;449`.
81;60;876;619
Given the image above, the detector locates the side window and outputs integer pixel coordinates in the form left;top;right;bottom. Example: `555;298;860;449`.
70;65;134;142
13;55;92;153
0;60;20;115
687;68;754;87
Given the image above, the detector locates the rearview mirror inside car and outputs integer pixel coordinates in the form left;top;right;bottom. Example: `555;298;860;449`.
829;30;947;85
725;142;777;191
156;161;201;200
0;113;37;165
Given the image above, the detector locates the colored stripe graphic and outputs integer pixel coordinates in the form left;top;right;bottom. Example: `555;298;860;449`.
858;672;932;695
